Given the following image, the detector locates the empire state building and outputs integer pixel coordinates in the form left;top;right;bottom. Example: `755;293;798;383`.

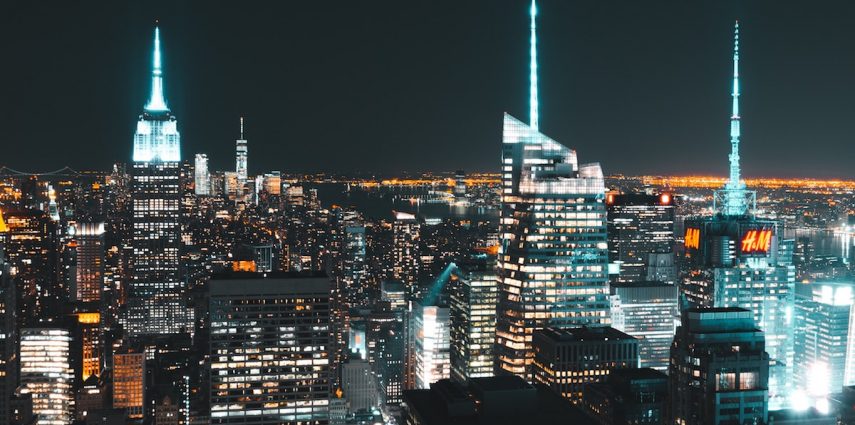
124;27;192;336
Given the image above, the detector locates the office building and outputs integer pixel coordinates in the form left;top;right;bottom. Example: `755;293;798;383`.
496;1;610;378
71;222;105;302
4;209;58;325
449;256;497;382
76;312;102;382
392;212;420;296
669;307;769;425
208;273;331;424
194;154;210;196
680;23;795;409
531;327;638;402
793;283;855;410
610;282;678;371
20;328;74;425
0;232;16;425
402;376;593;425
126;27;192;336
366;304;406;406
583;368;668;425
113;351;145;419
413;301;450;389
341;357;376;413
606;192;675;284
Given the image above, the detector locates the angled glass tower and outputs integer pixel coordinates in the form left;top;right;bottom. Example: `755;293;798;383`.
125;27;192;336
495;0;610;378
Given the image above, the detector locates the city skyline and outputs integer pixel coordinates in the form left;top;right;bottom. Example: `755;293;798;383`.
3;1;855;176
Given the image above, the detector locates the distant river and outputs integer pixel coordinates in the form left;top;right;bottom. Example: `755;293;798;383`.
308;183;499;221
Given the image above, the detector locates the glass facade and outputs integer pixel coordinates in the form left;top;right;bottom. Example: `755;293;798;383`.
449;257;498;382
610;282;678;371
496;113;609;377
413;301;450;389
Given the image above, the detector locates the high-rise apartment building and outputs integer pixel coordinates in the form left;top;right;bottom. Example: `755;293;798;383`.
194;153;210;196
449;256;497;383
392;212;420;297
20;328;74;425
531;327;638;403
71;222;105;302
609;282;678;371
669;307;769;425
126;27;192;336
208;273;331;424
495;1;610;378
680;23;795;409
606;192;675;284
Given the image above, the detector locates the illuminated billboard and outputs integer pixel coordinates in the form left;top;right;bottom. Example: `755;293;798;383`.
740;228;773;255
685;227;700;250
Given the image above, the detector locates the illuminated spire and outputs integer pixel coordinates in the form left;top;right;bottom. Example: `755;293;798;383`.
722;20;747;215
529;0;539;131
145;26;169;112
240;116;245;139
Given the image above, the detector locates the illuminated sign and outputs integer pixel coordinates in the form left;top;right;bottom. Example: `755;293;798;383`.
741;229;772;254
685;228;700;250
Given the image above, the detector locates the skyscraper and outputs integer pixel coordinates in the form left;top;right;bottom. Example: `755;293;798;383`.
208;273;331;424
235;117;248;186
71;222;105;303
793;283;855;410
496;0;610;378
113;350;146;419
392;211;420;297
4;209;58;326
606;192;675;285
20;328;74;425
449;256;498;382
669;307;769;425
413;300;450;389
680;23;795;409
610;282;678;372
126;27;192;336
0;226;17;425
194;153;210;196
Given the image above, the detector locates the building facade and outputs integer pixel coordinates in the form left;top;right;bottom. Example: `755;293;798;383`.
609;282;678;371
606;192;675;284
194;153;210;196
669;308;769;425
531;327;638;402
413;301;450;389
449;256;497;382
20;328;74;424
208;273;331;424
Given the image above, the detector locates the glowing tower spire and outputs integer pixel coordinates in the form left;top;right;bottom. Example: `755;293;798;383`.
145;27;169;112
716;21;754;216
529;0;539;131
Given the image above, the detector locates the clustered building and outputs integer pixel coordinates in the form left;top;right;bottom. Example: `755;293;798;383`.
0;2;852;425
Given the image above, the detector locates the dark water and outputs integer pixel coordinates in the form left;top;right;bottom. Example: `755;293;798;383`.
784;227;850;258
309;183;499;221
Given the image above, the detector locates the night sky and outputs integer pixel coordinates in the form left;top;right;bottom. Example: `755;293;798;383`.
2;1;855;177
